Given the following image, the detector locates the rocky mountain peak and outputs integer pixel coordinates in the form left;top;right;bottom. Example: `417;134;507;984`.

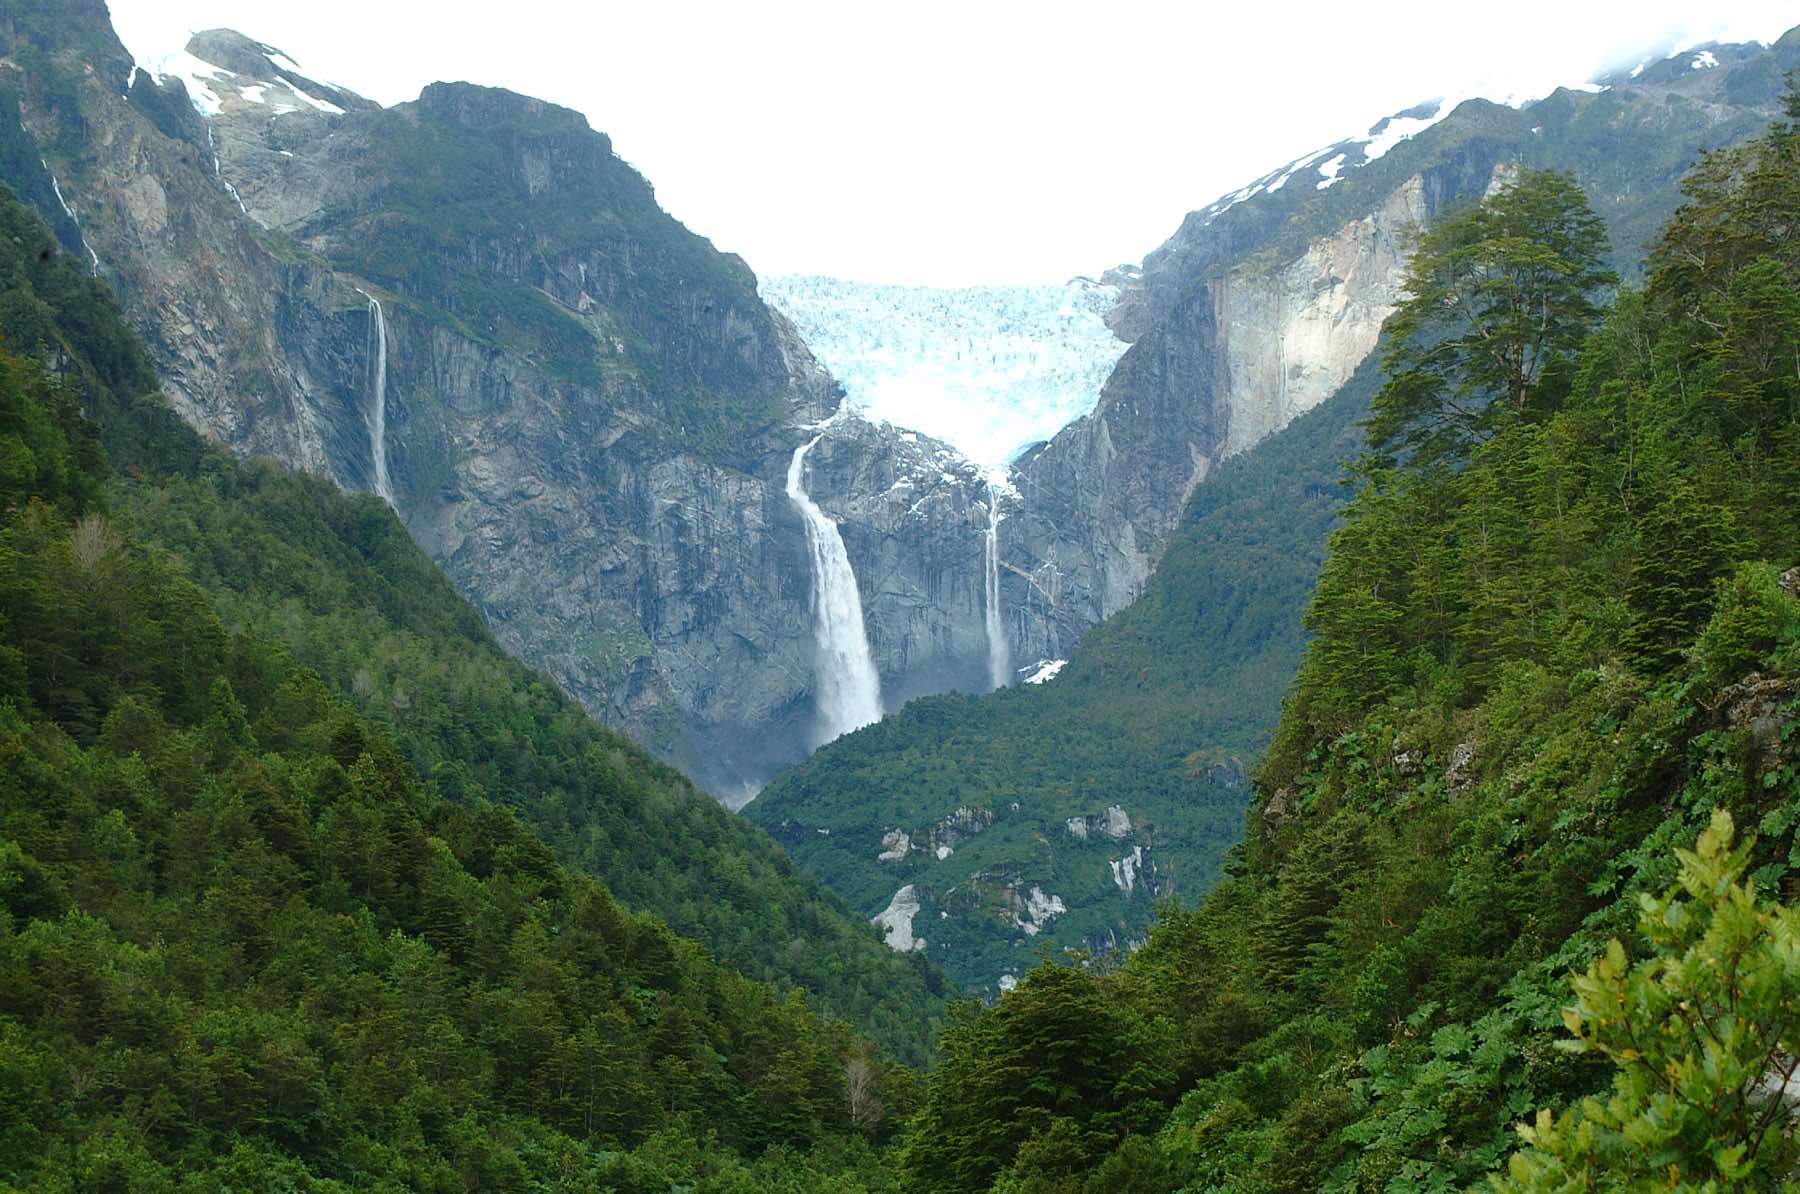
0;0;134;80
415;81;598;140
181;28;371;113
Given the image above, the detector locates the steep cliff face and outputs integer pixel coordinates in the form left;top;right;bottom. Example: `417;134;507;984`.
979;42;1797;658
0;13;1011;797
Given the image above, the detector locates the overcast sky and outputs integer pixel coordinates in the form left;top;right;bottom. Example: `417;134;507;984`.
106;1;1797;286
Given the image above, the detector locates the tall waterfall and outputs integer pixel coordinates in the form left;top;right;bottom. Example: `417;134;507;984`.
786;433;882;742
357;291;396;507
984;482;1010;690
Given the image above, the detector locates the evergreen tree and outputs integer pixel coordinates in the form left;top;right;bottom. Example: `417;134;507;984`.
1366;170;1615;464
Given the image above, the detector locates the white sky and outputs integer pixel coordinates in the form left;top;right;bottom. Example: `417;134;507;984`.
106;1;1798;286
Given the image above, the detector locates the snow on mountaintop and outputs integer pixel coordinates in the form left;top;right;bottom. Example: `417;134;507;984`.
143;48;230;116
762;276;1128;472
143;39;346;118
1201;58;1686;229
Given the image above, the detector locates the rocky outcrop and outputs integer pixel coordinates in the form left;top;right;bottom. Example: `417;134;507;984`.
992;46;1798;651
873;885;924;952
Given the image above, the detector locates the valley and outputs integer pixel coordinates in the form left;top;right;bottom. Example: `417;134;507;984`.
1;1;1797;1188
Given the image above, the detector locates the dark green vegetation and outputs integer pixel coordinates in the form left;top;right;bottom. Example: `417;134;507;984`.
892;93;1800;1190
0;177;947;1066
108;461;949;1062
751;357;1373;990
0;184;940;1189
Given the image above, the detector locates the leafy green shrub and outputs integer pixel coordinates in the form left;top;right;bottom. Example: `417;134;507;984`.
1689;562;1800;688
1491;810;1800;1191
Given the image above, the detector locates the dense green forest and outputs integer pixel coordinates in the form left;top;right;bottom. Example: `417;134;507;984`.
0;182;937;1189
889;90;1800;1190
0;178;950;1068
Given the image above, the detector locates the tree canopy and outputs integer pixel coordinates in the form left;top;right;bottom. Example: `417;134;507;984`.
1365;168;1615;464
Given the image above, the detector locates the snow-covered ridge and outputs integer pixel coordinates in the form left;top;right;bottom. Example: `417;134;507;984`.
139;39;348;120
762;276;1128;472
1196;34;1773;231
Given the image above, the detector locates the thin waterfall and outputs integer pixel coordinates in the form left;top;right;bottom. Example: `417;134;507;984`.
355;290;396;507
786;432;882;742
984;479;1011;690
43;163;100;274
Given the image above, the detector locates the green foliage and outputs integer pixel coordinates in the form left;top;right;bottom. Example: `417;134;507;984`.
1366;169;1615;464
0;180;948;1063
1493;810;1800;1191
745;45;1800;1005
0;182;925;1186
900;964;1176;1194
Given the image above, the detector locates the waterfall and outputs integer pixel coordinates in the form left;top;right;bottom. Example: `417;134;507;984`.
43;163;100;275
356;291;396;507
786;433;882;742
984;481;1010;690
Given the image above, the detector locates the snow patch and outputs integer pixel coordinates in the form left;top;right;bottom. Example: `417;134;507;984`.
1691;50;1719;69
280;77;346;115
144;48;232;117
1021;659;1065;685
1360;100;1450;161
1315;153;1347;189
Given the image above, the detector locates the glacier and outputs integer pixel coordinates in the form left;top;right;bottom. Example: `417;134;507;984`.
761;275;1129;472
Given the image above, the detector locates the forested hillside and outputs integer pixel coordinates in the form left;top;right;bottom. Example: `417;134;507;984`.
0;183;933;1188
892;88;1800;1191
0;181;949;1066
